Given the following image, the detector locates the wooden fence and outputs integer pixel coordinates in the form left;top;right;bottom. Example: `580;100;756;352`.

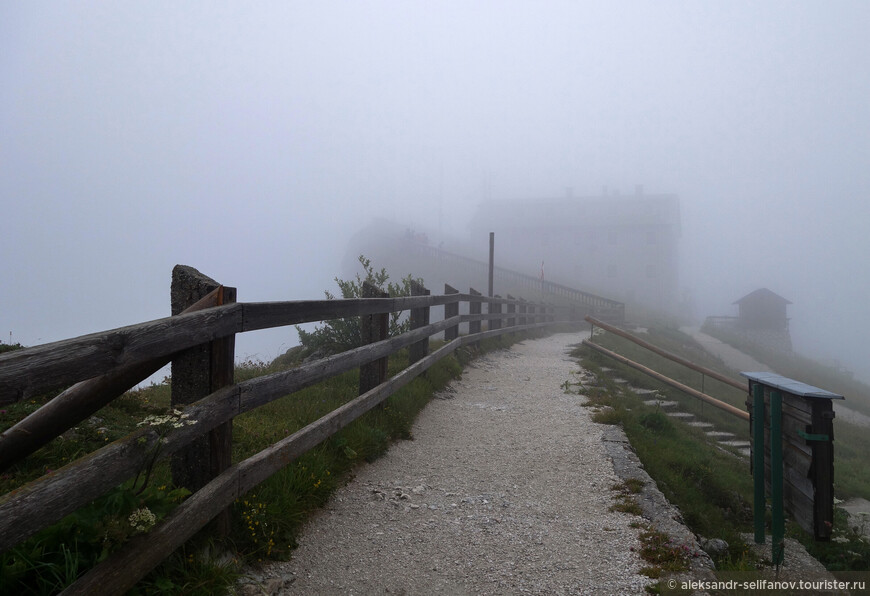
0;265;581;595
405;241;625;323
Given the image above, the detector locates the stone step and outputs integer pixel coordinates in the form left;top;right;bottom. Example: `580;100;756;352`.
705;431;735;439
687;421;714;428
630;388;658;395
643;399;678;407
738;448;751;457
720;440;751;448
666;412;695;419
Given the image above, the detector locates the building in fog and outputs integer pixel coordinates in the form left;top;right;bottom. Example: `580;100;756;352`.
734;288;791;331
467;187;681;313
703;288;793;353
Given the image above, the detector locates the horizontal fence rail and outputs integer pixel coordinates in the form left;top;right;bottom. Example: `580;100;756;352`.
0;267;596;595
0;293;542;403
586;316;747;392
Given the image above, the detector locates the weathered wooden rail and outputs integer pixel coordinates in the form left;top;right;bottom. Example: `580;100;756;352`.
0;265;583;595
583;315;750;421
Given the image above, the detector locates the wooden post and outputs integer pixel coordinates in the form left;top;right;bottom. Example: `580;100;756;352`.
770;390;785;566
490;295;502;330
488;232;494;298
752;383;765;544
170;265;236;537
469;288;482;336
506;294;516;328
360;282;389;394
518;298;527;326
409;281;430;364
444;284;459;341
169;266;235;536
208;286;235;536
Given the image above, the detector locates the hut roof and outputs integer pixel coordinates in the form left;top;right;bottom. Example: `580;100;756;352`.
733;288;792;306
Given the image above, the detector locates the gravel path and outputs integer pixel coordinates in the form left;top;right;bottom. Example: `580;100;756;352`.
246;333;653;595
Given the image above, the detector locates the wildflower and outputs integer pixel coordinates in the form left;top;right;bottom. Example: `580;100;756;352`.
129;507;157;533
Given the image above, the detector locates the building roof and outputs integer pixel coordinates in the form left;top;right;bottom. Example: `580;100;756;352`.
733;288;792;306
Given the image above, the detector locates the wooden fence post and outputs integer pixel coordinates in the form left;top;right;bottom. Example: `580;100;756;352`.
169;265;235;535
519;298;527;326
409;281;430;364
506;294;516;328
490;295;502;330
360;282;389;394
469;288;482;336
444;284;459;341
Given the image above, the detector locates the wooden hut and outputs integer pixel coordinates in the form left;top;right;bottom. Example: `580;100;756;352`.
734;288;791;331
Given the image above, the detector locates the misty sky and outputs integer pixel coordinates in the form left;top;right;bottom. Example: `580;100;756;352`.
2;2;869;379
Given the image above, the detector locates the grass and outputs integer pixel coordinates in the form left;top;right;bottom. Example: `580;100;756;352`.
0;330;541;594
573;325;870;579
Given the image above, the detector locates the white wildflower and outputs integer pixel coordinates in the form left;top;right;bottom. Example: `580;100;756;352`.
128;507;157;533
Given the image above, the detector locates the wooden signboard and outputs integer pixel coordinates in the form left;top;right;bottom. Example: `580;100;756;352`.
743;372;840;543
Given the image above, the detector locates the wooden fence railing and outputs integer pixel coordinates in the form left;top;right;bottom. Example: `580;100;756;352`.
405;241;625;322
0;265;582;595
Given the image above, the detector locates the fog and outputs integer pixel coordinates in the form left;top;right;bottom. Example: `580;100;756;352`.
2;3;869;380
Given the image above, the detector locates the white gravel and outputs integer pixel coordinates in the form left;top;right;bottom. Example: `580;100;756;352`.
246;333;653;595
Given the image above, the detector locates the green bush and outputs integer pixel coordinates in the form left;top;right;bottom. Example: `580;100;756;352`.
295;255;423;356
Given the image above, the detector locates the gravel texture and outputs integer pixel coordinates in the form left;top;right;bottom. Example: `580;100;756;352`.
243;333;656;594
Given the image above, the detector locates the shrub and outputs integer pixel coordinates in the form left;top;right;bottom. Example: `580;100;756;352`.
295;255;423;356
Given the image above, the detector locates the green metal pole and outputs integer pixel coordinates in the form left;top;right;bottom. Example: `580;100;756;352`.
753;383;766;544
770;390;784;566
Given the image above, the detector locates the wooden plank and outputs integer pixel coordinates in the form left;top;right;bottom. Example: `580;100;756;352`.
239;295;457;332
0;305;244;403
